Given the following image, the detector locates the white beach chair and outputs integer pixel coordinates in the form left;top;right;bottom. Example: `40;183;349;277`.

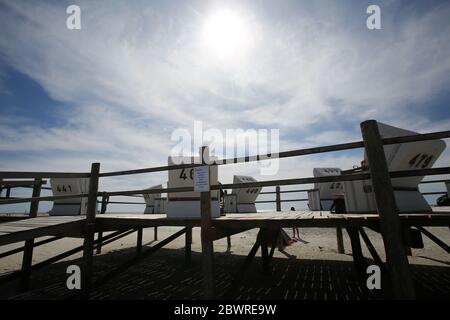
49;178;94;215
344;122;446;213
308;168;343;211
227;175;261;213
166;156;220;218
143;184;166;214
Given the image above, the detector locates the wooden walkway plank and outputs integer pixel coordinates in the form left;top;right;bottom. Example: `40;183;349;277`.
0;217;84;245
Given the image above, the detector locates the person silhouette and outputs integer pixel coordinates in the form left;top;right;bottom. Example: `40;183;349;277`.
290;207;300;239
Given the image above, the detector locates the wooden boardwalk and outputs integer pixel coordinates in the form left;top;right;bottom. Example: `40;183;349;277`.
1;210;449;245
0;216;84;245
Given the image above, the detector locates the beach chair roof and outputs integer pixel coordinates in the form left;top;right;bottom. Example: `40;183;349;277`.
231;175;261;203
313;168;343;200
364;122;446;188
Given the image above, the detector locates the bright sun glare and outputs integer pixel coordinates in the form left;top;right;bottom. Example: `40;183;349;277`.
202;9;250;59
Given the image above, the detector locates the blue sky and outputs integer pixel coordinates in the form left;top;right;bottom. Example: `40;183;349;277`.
1;0;450;212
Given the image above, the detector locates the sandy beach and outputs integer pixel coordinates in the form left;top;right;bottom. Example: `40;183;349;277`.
1;226;448;299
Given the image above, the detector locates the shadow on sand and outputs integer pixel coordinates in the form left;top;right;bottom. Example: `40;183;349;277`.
1;245;449;300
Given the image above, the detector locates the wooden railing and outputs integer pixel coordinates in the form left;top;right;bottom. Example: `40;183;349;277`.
1;120;450;299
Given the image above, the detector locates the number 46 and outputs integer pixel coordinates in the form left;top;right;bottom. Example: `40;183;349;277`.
179;168;194;180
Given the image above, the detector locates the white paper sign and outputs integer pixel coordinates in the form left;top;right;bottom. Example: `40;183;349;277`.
194;166;210;192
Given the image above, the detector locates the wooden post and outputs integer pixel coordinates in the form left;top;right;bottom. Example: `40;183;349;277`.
199;146;215;299
403;226;412;256
361;120;415;299
96;195;108;254
81;162;100;298
185;226;192;266
336;227;345;254
6;187;11;199
20;178;42;291
359;227;385;267
136;228;143;256
260;228;270;274
346;227;368;279
275;186;281;212
154;226;158;241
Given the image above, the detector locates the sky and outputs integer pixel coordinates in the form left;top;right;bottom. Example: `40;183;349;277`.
1;0;450;213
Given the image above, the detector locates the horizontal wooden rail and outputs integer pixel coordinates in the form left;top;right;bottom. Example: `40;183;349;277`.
1;131;448;181
0;172;90;179
3;167;449;205
100;174;371;197
382;130;450;145
99;141;366;178
218;167;450;190
107;201;146;205
219;141;365;165
389;167;450;179
101;186;194;197
99;163;206;178
421;191;447;195
255;198;308;203
99;166;450;198
0;180;47;187
420;179;450;184
0;193;87;205
96;130;450;179
7;185;52;191
260;189;310;195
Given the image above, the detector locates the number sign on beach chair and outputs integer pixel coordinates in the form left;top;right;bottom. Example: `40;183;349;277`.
228;175;261;213
49;178;93;215
166;156;220;218
308;168;343;211
344;122;446;213
143;184;166;214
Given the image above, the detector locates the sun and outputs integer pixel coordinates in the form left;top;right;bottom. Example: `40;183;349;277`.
202;9;250;59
